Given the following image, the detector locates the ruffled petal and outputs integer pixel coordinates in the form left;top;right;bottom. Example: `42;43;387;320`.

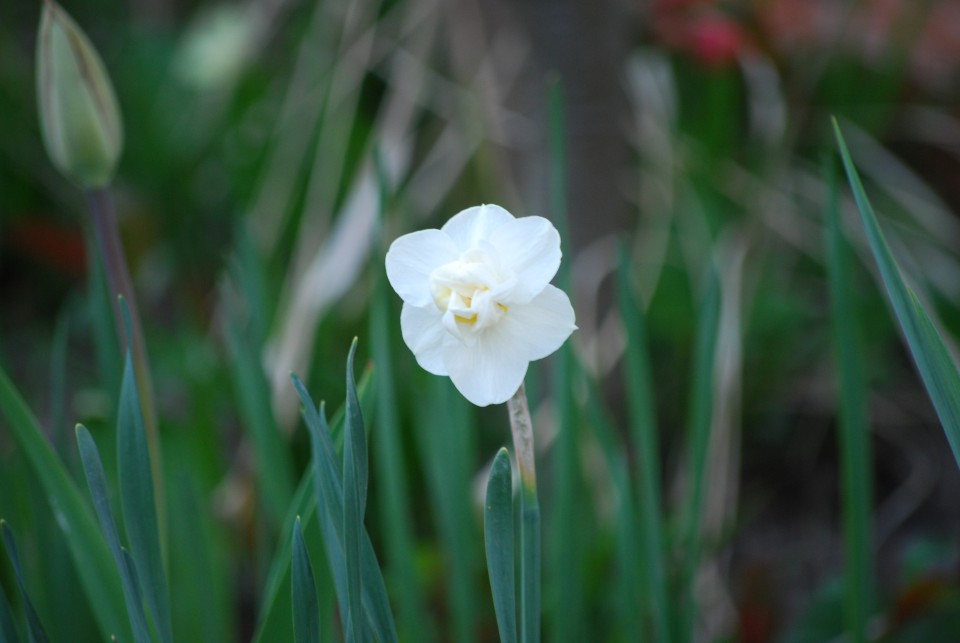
498;284;577;361
488;216;561;303
441;204;515;252
443;329;529;407
386;229;460;307
400;303;450;375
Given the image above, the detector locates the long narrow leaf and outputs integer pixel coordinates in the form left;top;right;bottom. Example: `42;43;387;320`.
224;318;295;528
581;374;643;639
117;351;173;643
834;121;960;462
679;265;722;641
370;265;428;641
299;385;349;631
0;579;19;643
825;154;875;642
0;367;131;641
415;379;479;643
618;250;670;643
75;425;152;643
343;339;366;642
484;448;518;643
1;522;49;643
293;374;398;643
292;517;321;643
252;371;373;643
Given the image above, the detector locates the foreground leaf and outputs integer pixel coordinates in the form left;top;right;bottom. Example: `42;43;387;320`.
117;352;173;643
292;517;321;643
76;425;151;643
484;448;517;643
834;121;960;464
0;367;130;641
1;522;49;643
293;374;398;643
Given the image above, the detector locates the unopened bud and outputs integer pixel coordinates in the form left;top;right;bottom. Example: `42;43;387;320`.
37;0;123;188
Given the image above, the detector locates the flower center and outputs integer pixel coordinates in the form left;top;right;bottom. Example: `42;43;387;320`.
429;245;514;342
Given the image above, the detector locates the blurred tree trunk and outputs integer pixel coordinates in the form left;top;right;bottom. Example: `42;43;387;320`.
514;0;631;254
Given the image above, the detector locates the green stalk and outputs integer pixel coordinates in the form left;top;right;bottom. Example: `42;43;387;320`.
86;187;165;552
826;156;875;642
508;383;540;643
618;252;669;643
679;267;721;642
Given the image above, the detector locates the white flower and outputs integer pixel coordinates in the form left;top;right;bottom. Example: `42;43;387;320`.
385;204;577;407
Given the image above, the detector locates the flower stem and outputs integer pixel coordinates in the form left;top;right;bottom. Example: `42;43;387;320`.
508;383;540;643
87;187;166;548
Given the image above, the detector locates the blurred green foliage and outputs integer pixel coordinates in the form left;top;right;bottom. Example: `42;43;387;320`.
4;0;960;641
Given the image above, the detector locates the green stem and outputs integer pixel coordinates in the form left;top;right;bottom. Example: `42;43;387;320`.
86;187;166;555
507;383;540;643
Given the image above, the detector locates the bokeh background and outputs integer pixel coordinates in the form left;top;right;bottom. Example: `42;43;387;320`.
4;0;960;641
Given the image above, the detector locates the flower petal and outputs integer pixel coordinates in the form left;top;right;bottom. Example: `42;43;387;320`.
499;284;577;361
441;204;515;252
443;330;529;407
488;216;561;303
400;303;450;375
386;229;460;307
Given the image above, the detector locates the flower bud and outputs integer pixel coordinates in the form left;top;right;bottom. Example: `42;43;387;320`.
37;1;123;188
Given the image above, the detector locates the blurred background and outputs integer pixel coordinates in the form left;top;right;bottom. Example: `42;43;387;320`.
4;0;960;641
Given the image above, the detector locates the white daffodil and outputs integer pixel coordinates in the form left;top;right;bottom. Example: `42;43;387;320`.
385;204;577;407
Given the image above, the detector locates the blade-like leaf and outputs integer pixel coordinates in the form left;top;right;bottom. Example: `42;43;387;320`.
834;121;960;463
0;578;19;643
484;448;517;643
345;339;368;515
825;154;875;643
1;522;49;643
618;249;670;643
117;351;173;643
224;317;295;528
252;369;373;643
292;517;321;643
0;367;130;641
581;373;643;639
679;264;722;641
369;265;428;641
75;425;152;643
293;373;398;643
414;379;479;643
343;340;366;642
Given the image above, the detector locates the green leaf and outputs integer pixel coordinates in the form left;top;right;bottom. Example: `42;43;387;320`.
252;370;373;643
369;267;428;641
75;425;152;643
297;380;349;630
414;379;479;643
293;374;398;643
618;250;670;643
484;448;517;643
253;465;319;643
679;264;722;641
825;153;875;643
518;486;541;643
292;517;321;643
1;521;49;643
834;120;960;464
0;578;19;643
117;351;173;643
224;317;295;528
342;339;366;642
0;366;131;641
